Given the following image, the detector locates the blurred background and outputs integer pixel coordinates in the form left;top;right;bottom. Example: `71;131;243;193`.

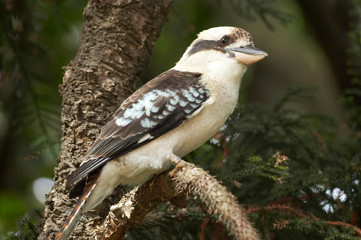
0;0;360;237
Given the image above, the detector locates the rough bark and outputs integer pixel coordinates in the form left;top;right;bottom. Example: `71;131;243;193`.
38;0;173;239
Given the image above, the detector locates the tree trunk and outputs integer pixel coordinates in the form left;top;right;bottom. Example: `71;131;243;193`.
38;0;173;239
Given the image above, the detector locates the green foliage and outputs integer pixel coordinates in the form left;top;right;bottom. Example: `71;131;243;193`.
0;0;85;234
224;152;290;184
185;86;361;239
5;210;41;240
343;3;361;132
223;0;293;29
1;0;61;158
0;192;28;234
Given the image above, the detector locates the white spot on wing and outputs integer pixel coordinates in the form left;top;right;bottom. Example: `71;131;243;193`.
144;90;159;101
189;87;199;97
183;89;195;102
140;118;157;128
133;102;143;111
151;105;160;113
190;103;198;108
166;89;177;97
137;133;154;143
170;98;177;105
140;89;176;116
166;104;176;111
116;117;132;126
143;97;156;116
173;95;180;101
180;100;188;107
123;107;144;119
184;108;192;114
155;89;171;97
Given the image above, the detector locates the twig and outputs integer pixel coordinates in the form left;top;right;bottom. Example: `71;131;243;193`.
325;221;361;236
200;214;209;240
246;204;309;219
246;204;361;236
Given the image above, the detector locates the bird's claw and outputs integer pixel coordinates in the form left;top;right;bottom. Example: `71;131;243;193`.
168;155;186;178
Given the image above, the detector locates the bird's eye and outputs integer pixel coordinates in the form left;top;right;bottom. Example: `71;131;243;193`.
219;35;230;46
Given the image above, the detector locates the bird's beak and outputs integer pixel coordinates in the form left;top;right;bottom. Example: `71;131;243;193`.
228;45;268;66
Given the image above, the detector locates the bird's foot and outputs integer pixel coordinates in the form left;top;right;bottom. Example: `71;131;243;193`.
168;155;186;178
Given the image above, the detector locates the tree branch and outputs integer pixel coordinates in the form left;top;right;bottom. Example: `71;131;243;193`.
98;160;260;240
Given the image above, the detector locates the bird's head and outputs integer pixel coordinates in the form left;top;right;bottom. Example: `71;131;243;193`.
174;26;267;72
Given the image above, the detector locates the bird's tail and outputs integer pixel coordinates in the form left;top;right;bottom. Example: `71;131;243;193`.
54;176;99;240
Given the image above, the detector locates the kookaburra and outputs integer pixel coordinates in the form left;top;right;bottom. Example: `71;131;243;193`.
55;26;267;240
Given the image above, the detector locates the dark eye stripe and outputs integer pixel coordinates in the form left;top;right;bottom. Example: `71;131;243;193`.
188;40;227;56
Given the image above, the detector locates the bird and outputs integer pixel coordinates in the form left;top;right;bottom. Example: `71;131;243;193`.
55;26;267;240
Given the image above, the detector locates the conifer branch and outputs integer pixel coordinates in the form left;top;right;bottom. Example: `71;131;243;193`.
246;204;361;236
324;221;361;236
246;204;309;219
